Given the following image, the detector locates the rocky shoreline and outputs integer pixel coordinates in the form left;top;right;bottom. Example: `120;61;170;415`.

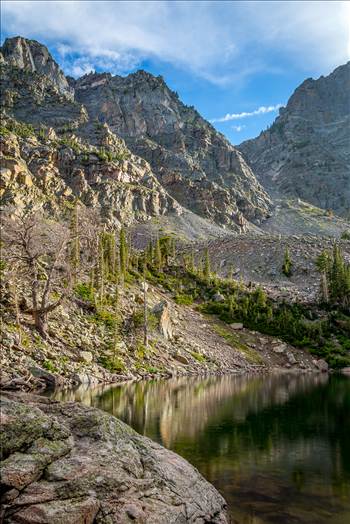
0;391;228;523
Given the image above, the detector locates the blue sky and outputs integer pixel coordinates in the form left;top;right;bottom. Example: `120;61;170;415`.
1;1;349;144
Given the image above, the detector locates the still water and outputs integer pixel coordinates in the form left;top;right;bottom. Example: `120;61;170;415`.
51;373;350;524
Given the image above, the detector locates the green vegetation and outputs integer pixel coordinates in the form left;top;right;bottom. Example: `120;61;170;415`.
341;230;350;240
98;355;126;373
0;120;35;138
282;247;293;277
96;147;130;162
139;239;349;368
190;351;207;363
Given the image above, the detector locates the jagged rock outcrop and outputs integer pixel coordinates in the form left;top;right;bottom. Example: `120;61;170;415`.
72;70;272;228
0;392;228;523
239;62;350;218
1;36;73;98
0;116;181;226
0;36;272;231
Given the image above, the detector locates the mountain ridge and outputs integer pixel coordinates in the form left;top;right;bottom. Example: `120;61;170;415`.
1;35;349;236
238;61;350;218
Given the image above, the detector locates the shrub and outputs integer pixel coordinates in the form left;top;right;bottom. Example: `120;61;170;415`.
75;282;95;303
99;355;126;373
190;351;206;362
175;293;193;305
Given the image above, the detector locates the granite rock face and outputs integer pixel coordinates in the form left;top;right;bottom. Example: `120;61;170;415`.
1;36;74;99
239;62;350;217
0;393;228;523
73;70;272;229
0;36;272;231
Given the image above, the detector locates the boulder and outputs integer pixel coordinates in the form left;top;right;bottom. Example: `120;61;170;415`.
0;393;228;523
230;323;243;330
29;367;63;388
286;352;297;365
213;292;225;303
273;343;287;354
72;373;99;385
79;351;93;363
174;354;190;365
313;359;329;372
152;300;173;340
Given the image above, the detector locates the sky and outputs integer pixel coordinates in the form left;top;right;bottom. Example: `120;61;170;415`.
1;1;349;144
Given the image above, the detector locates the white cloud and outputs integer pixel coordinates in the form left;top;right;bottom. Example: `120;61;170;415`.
1;1;349;83
211;104;283;123
232;125;245;132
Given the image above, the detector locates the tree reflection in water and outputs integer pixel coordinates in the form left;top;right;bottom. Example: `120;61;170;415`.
50;374;350;524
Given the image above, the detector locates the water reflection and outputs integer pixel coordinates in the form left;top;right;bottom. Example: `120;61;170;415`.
50;374;350;524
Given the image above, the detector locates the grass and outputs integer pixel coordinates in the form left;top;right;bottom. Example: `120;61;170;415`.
212;323;264;364
190;351;206;362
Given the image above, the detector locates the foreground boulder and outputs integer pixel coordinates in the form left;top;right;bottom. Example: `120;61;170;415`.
0;392;228;523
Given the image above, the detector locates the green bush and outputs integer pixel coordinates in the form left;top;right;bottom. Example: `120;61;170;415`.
99;355;126;373
75;283;95;303
190;351;206;362
175;293;193;305
92;309;117;328
42;360;58;373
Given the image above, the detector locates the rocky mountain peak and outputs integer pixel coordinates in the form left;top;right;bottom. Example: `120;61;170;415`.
238;62;350;217
1;36;73;99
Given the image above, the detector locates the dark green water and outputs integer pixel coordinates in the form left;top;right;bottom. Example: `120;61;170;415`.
51;373;350;523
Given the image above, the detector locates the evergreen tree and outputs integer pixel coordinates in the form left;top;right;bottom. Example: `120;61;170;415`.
203;247;211;281
154;237;162;271
96;233;105;305
282;247;292;277
70;200;80;282
119;227;128;280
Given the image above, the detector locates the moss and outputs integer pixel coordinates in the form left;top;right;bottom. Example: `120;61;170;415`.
190;351;206;362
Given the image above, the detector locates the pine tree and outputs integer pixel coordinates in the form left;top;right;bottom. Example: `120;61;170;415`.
203;247;211;281
119;227;128;281
146;242;153;268
70;200;80;283
154;237;162;271
96;233;105;306
282;247;292;277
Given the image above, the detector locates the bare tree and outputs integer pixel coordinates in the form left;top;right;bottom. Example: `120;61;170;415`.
2;211;71;338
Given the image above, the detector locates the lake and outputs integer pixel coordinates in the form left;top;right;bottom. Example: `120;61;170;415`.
50;373;350;524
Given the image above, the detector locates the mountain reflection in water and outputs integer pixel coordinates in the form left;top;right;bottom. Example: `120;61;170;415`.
50;373;350;524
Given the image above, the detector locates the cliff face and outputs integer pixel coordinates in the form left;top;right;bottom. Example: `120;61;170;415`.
0;36;272;231
1;36;349;231
0;38;181;227
73;70;272;228
238;62;350;217
0;36;74;98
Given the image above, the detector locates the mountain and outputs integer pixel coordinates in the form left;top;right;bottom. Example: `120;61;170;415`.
72;70;271;228
238;62;350;218
0;36;271;232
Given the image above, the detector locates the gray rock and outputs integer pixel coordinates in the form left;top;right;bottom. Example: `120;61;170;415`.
286;352;297;365
213;292;225;303
230;323;243;330
29;367;63;388
153;300;173;340
313;359;329;372
0;393;228;523
79;350;93;363
273;343;287;354
174;354;190;365
239;62;350;218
